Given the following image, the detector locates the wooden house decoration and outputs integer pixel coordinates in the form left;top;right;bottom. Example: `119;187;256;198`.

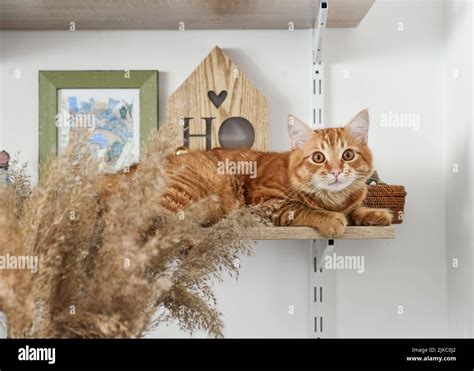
166;46;269;151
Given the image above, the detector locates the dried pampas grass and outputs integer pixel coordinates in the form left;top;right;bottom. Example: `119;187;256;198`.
0;123;264;338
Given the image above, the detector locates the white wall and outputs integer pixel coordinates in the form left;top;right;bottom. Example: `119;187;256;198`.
327;0;448;337
0;0;471;338
443;0;473;337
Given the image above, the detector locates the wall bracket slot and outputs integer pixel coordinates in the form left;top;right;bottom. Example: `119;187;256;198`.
310;0;334;339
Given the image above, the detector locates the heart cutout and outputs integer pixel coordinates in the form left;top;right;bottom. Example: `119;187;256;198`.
208;90;227;109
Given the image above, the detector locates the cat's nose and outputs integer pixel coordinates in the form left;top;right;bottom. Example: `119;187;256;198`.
330;170;341;179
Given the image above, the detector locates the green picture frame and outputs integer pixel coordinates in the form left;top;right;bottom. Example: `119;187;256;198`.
39;70;158;174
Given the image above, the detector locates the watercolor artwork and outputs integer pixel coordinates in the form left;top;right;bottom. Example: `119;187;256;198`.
57;89;140;173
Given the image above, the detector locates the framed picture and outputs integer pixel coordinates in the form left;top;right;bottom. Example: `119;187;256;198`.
39;70;158;173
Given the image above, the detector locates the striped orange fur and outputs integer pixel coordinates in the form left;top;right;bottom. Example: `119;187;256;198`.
157;111;391;238
105;110;391;238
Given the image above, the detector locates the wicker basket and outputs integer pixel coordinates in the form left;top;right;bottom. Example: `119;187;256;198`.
363;184;407;224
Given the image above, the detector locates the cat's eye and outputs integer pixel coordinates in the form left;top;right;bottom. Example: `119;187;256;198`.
312;152;325;163
342;149;355;161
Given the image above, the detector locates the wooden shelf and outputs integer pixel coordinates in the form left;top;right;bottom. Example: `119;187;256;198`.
0;0;375;30
242;226;395;240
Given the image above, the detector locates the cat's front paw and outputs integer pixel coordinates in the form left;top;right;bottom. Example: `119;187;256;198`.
317;213;347;238
353;208;392;226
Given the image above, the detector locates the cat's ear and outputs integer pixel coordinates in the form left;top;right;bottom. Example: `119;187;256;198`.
345;109;369;144
288;115;313;150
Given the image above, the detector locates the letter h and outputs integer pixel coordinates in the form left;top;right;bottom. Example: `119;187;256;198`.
183;117;214;150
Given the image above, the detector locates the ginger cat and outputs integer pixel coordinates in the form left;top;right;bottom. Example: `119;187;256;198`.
157;109;391;238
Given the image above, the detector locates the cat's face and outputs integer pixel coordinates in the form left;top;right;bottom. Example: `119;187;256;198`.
288;110;373;193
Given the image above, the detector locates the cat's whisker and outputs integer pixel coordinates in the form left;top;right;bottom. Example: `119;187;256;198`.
283;180;315;203
282;184;306;202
